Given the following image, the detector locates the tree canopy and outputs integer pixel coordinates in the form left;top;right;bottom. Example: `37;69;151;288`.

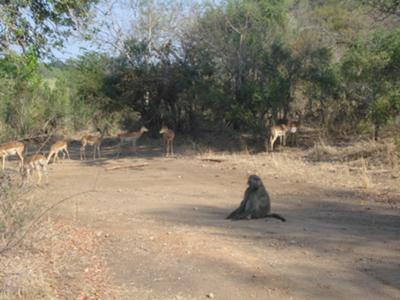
0;0;97;57
0;0;399;143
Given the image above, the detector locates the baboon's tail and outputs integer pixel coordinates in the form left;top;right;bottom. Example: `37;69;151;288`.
266;213;286;222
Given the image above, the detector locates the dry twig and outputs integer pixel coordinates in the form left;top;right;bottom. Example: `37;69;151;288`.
105;163;149;171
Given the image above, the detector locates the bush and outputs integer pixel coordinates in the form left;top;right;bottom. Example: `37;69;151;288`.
0;173;39;254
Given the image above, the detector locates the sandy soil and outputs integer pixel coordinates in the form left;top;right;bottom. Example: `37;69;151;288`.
31;143;400;300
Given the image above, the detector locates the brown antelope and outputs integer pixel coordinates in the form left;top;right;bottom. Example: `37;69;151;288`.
21;154;48;185
0;141;25;170
118;126;148;154
159;126;175;156
287;120;300;146
80;130;104;160
269;124;289;152
47;140;70;164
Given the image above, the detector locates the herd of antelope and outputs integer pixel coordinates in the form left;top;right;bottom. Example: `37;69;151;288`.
0;117;299;186
0;125;175;186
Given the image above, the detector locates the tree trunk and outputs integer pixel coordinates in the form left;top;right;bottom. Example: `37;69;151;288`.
373;122;380;141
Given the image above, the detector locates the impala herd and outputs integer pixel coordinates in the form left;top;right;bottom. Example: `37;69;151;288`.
0;126;176;185
0;118;300;186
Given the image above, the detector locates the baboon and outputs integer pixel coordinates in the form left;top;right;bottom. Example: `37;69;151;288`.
227;175;286;222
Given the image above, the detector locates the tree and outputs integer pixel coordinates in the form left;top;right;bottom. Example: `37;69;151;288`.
362;0;400;18
0;0;98;57
341;29;400;139
186;0;289;130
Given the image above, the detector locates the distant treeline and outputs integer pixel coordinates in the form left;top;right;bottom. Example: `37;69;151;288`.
0;0;399;141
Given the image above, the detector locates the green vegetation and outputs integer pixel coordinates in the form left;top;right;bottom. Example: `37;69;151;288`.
0;0;398;143
0;0;98;57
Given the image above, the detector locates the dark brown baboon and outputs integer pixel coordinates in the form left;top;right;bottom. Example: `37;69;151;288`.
226;175;286;222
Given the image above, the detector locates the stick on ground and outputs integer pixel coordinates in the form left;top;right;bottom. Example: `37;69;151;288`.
105;163;149;171
199;158;225;163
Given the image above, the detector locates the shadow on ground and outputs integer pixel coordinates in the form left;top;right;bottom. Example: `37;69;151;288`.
142;184;400;291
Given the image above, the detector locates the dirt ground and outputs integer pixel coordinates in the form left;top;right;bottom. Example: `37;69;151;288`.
29;142;400;300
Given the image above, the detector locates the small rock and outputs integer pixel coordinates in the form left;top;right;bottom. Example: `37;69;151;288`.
206;293;214;299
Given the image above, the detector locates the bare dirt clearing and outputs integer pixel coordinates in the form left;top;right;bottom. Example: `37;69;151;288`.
31;144;400;299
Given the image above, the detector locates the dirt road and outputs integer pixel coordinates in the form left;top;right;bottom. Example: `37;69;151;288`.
34;145;400;300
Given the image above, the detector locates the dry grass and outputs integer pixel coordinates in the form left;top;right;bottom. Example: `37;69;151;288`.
194;139;399;195
0;175;39;255
0;218;118;299
360;158;371;189
0;174;118;299
306;138;399;168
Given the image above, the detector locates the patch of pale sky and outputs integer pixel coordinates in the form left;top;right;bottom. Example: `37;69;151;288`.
53;0;221;61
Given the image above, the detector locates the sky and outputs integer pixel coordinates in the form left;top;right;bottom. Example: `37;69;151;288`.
52;37;94;61
51;0;130;61
52;0;217;61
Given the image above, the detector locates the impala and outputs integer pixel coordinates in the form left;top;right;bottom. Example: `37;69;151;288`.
47;139;70;163
159;126;175;156
0;141;25;170
287;120;300;146
269;124;289;152
118;126;148;154
21;154;48;185
80;130;104;160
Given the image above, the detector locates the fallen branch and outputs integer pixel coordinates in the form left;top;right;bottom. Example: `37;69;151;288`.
200;158;225;163
105;163;149;171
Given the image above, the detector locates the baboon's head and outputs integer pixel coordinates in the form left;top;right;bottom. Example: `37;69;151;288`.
141;126;149;133
159;126;168;134
247;175;263;190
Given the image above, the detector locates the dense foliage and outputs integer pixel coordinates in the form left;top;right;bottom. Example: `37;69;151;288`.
0;0;97;57
0;0;398;142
